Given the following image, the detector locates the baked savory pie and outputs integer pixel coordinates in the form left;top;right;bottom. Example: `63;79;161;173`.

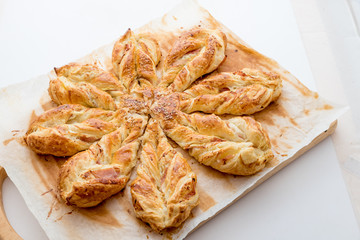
25;28;282;231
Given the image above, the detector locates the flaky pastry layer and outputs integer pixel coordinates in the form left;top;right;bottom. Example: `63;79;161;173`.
59;109;147;207
131;119;199;232
152;95;273;175
179;68;282;115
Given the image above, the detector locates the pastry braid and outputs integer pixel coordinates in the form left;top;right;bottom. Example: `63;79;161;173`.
59;110;148;207
159;28;227;92
112;29;161;93
26;104;121;156
49;63;124;110
179;68;282;115
131;119;199;231
152;96;273;175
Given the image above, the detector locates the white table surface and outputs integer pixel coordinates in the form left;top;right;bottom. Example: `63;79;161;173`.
0;0;359;239
291;0;360;226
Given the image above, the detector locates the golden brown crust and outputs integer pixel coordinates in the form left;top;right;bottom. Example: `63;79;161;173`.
159;28;227;92
179;68;282;115
26;104;122;156
59;110;148;207
49;63;124;110
152;96;273;175
112;29;161;93
130;119;198;232
25;28;281;229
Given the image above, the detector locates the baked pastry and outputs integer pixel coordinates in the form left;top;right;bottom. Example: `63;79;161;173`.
179;68;282;115
152;95;273;175
112;29;161;93
26;104;121;156
59;109;147;207
49;63;124;110
159;28;227;92
25;27;281;232
130;119;199;231
115;93;149;114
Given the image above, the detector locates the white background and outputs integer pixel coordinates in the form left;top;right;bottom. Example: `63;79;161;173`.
0;0;359;239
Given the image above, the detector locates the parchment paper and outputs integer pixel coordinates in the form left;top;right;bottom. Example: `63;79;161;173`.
0;0;346;239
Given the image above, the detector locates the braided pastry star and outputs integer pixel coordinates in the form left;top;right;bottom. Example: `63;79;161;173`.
25;28;282;231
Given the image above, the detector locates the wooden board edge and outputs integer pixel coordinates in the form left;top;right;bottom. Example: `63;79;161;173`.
0;120;337;240
0;166;23;240
185;120;338;238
